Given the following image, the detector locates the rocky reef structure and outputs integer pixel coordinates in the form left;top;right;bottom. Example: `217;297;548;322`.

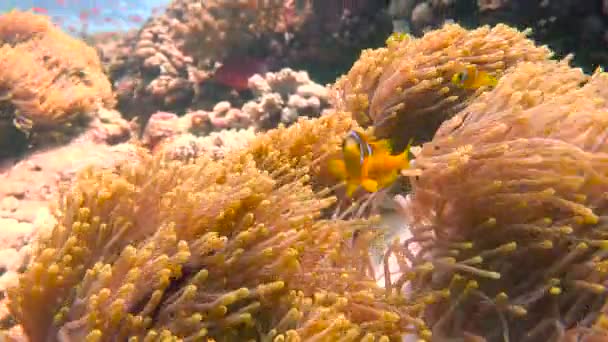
171;0;302;64
332;23;551;148
243;68;331;130
388;0;456;34
475;0;608;73
106;0;391;119
7;113;435;341
140;110;255;159
0;11;116;153
139;68;331;157
108;0;304;118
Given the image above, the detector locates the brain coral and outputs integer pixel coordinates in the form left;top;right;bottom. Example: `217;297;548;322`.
389;57;608;341
0;10;115;139
332;23;552;148
8;112;438;341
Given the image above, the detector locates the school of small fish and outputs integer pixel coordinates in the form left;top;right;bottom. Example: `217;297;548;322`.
1;0;166;35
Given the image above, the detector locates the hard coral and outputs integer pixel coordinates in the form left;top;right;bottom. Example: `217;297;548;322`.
244;68;330;130
171;0;300;64
9;112;431;341
393;58;608;340
332;23;551;148
108;0;302;119
0;11;115;140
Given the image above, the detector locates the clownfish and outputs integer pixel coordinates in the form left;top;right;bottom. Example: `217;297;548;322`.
328;130;413;197
451;65;498;90
385;31;409;45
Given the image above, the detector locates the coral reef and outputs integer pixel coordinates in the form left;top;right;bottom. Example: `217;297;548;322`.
103;0;392;119
8;8;608;342
387;57;608;340
388;0;456;34
105;0;304;118
389;0;608;73
156;128;258;161
111;9;204;117
332;22;551;148
474;0;608;73
284;0;393;83
0;135;140;341
0;11;115;148
8;113;434;341
171;0;301;64
138;68;330;156
243;68;331;130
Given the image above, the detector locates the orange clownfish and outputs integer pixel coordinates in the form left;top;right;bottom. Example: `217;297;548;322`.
451;65;498;90
328;130;412;197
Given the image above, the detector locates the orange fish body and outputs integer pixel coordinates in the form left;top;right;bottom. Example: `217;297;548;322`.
213;56;268;91
328;130;411;197
452;65;498;90
360;145;410;193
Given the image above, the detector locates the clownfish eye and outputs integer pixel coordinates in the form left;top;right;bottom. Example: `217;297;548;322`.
453;73;464;83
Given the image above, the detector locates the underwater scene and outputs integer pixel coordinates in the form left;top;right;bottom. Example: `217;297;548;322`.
1;0;608;341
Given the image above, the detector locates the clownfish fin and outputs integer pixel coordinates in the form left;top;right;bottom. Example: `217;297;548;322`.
328;159;347;180
486;74;498;87
346;182;359;197
369;138;393;153
361;179;379;193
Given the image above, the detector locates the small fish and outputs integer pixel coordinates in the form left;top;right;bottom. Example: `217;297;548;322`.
328;130;412;197
128;14;143;23
79;10;89;21
212;56;268;91
385;31;408;45
31;7;49;14
451;65;498;90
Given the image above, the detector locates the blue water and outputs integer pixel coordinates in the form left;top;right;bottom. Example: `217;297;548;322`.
0;0;170;33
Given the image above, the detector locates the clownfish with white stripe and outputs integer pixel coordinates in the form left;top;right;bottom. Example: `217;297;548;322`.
328;130;413;197
451;65;498;90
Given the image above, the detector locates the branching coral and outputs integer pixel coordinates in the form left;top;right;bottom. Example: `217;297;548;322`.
0;11;115;140
8;112;433;341
388;57;608;341
332;23;552;148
